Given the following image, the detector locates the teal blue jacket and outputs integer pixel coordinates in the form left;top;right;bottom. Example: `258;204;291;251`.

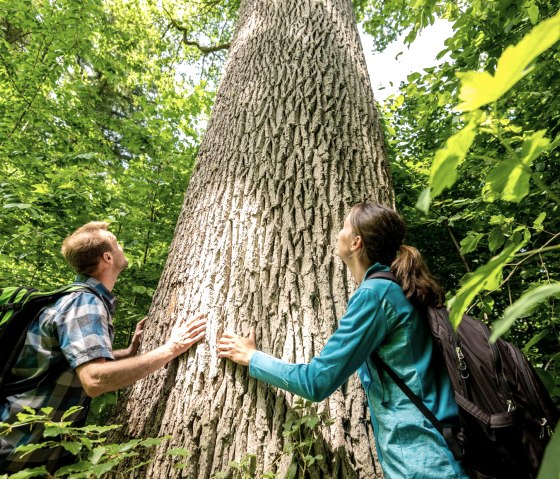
249;263;468;479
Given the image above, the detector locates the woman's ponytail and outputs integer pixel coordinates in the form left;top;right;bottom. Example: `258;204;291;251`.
391;245;444;310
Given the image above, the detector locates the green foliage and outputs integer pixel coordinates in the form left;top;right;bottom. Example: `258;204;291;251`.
0;0;221;354
491;283;560;340
1;401;328;479
456;12;560;111
0;407;171;478
280;398;330;476
537;419;560;479
211;398;329;479
415;10;560;336
367;0;560;411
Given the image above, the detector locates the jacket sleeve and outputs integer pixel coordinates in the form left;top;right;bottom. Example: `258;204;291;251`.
249;286;389;401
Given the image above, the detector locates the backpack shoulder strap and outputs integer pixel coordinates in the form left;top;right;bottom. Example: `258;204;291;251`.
367;271;464;457
366;271;398;282
372;353;443;432
367;271;439;426
372;352;464;458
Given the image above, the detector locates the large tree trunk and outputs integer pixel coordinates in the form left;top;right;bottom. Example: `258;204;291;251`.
113;0;393;477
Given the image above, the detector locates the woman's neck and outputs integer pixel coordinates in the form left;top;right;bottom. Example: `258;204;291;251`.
347;260;369;285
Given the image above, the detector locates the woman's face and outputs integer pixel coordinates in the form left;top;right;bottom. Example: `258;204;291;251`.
336;214;355;261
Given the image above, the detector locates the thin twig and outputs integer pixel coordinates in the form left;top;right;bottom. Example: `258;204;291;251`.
445;221;471;272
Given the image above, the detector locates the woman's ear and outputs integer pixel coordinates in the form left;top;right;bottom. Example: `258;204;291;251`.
351;235;363;252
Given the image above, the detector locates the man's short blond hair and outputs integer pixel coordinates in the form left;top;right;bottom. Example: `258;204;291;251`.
61;221;113;275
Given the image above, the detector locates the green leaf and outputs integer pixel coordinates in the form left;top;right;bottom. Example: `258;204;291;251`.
43;424;72;437
488;227;505;252
55;460;99;477
14;442;53;455
485;130;550;202
61;405;84;420
533;212;546;231
6;466;49;479
537;420;560;479
107;439;141;453
427;117;479;202
491;283;560;340
60;441;83;455
448;231;529;329
526;4;540;25
415;187;431;213
306;416;320;429
89;460;121;476
523;329;550;353
140;436;167;447
286;462;298;479
3;203;33;209
88;446;107;465
457;11;560;111
167;447;192;458
460;232;484;254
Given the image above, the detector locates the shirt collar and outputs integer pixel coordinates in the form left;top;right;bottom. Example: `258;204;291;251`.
74;274;118;314
361;262;391;283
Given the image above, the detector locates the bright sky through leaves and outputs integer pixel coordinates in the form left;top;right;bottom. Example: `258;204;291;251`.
360;20;454;101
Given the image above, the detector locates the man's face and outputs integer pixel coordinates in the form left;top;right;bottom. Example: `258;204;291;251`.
106;232;129;272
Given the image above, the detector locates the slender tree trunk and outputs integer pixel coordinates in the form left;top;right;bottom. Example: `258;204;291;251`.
113;0;393;477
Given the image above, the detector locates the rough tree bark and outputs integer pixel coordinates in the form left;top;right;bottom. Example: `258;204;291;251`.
113;0;393;477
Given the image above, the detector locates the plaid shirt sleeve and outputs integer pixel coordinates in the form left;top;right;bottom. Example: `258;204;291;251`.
46;291;114;369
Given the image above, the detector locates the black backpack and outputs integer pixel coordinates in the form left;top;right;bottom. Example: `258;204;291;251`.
368;271;558;479
0;284;102;399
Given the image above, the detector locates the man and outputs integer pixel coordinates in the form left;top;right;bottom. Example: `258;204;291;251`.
0;221;207;473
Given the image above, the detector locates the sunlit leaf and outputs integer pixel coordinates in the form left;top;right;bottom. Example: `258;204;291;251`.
537;420;560;479
485;130;550;202
532;212;547;231
491;283;560;340
415;188;431;213
488;227;505;252
448;231;529;329
457;11;560;111
430;119;478;198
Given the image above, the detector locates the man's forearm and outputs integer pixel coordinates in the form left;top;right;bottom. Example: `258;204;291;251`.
77;345;178;397
113;347;133;360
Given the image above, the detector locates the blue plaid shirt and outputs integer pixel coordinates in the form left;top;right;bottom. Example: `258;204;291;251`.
0;275;116;474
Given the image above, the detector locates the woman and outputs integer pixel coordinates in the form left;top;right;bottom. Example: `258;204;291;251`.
217;203;468;479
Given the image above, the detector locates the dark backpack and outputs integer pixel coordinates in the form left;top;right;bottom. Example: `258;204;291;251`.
0;284;102;399
368;271;558;479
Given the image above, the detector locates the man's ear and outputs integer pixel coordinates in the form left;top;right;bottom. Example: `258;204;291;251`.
102;251;112;263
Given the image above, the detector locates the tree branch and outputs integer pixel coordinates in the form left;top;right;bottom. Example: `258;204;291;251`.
181;36;230;54
163;7;230;54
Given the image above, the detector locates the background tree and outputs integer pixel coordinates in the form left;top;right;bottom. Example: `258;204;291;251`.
112;0;392;477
